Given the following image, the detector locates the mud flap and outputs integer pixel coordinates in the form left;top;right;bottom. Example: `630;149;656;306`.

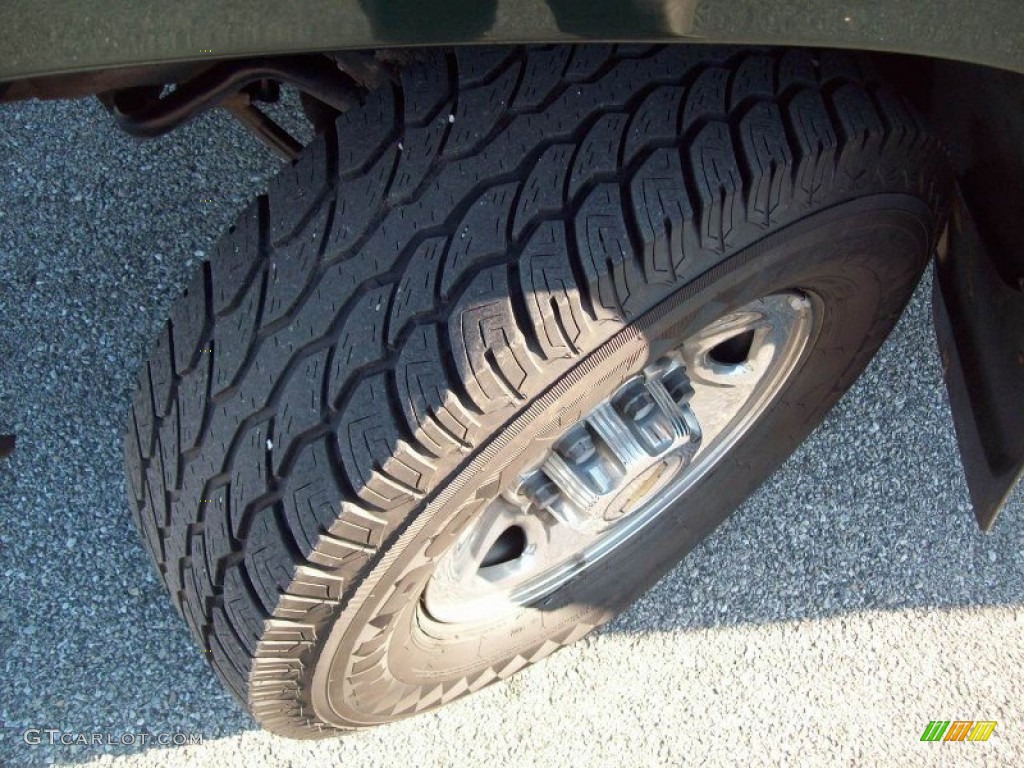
933;189;1024;531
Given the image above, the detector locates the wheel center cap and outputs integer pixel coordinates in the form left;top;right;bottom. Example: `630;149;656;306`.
516;369;702;535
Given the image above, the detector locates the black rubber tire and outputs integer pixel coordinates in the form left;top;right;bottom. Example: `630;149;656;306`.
123;44;951;737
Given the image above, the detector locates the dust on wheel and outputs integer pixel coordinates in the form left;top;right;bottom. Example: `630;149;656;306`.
123;45;951;735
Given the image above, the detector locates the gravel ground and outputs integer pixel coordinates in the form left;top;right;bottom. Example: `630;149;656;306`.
1;96;1022;768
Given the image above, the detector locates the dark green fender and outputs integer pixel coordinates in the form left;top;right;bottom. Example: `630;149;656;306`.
2;0;1023;81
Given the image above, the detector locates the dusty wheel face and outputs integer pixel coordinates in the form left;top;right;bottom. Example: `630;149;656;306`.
124;44;951;736
421;293;813;625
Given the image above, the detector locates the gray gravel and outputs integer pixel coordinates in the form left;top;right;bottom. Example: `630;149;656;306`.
1;96;1022;768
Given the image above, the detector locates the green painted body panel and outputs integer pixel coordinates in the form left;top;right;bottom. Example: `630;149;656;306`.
1;0;1023;82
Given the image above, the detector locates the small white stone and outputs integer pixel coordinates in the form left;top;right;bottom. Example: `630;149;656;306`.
448;114;455;124
266;439;273;450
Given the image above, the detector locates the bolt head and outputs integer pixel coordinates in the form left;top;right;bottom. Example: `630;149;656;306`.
560;430;595;463
621;389;655;421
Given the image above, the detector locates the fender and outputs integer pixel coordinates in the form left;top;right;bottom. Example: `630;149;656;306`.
2;0;1024;81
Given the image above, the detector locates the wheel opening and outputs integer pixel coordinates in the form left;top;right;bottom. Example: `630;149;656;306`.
480;526;528;568
708;329;755;366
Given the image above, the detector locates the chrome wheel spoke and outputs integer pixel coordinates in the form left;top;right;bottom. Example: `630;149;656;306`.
587;402;647;467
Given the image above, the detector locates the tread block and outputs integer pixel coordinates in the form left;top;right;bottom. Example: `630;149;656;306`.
186;531;216;619
149;329;174;419
273;348;329;473
210;201;262;315
223;565;268;654
449;266;539;408
624;85;684;166
170;266;208;375
157;398;180;500
682;66;730;133
737;102;794;227
229;419;271;538
327;284;392;406
124;407;146;509
178;352;211;453
131;378;155;461
512;144;573;241
831;83;885;188
143;455;168;551
268;135;331;244
211;605;254;697
245;506;300;614
281;438;344;555
387;238;446;345
564;45;615;82
787;88;838;204
629;148;693;280
336;374;422;508
688;121;743;253
514;47;572;111
335;86;398;177
518;221;588;358
261;204;330;328
389;119;447;203
455;47;519;88
444;60;522;158
396;325;478;455
777;49;817;90
212;270;262;394
441;184;518;299
402;50;452;125
574;183;642;319
729;54;776;107
818;50;862;85
568;113;629;199
324;146;397;258
201;482;233;580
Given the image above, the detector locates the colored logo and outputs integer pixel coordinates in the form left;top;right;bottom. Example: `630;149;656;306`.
920;721;996;742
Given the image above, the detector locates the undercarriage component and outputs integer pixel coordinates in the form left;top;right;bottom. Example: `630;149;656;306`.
222;92;304;162
100;55;373;158
46;51;406;159
103;56;361;138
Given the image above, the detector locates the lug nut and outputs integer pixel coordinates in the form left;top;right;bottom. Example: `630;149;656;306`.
560;429;596;463
660;368;694;404
531;476;560;508
621;388;655;421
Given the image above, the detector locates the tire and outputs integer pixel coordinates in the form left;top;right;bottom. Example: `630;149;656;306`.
123;44;951;736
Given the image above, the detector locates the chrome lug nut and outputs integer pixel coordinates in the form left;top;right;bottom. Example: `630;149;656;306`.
559;428;596;464
621;387;656;422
